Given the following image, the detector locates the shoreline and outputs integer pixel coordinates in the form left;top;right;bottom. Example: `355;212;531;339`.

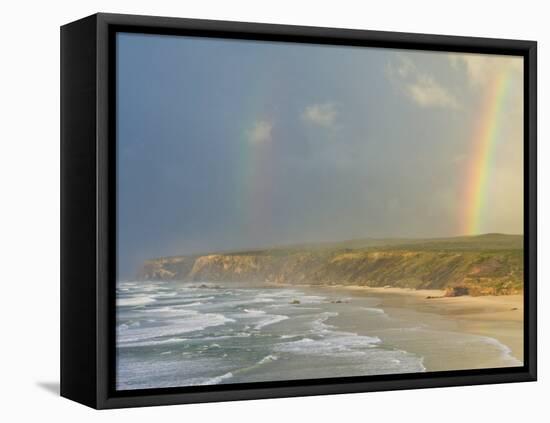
118;280;524;385
269;282;524;368
323;284;524;366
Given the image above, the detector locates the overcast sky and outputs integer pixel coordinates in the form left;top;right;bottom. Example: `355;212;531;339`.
117;32;523;277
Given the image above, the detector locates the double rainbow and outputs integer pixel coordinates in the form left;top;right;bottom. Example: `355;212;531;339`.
461;69;513;235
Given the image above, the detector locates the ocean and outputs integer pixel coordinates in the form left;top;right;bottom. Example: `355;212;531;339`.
116;281;520;390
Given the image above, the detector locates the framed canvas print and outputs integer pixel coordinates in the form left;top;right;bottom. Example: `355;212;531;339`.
60;13;537;409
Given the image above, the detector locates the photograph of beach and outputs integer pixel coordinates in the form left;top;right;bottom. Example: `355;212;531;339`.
115;33;524;390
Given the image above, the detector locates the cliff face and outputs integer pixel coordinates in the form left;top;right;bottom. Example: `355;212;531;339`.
137;235;524;296
138;256;196;281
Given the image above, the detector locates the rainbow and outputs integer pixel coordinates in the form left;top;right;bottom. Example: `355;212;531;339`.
237;72;285;238
461;70;513;235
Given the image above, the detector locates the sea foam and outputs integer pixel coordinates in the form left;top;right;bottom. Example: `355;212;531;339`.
117;295;156;307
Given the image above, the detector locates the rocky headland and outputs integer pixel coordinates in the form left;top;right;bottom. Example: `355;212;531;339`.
138;234;523;296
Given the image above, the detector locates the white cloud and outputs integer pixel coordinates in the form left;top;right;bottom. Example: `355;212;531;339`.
407;75;460;109
246;120;272;145
394;56;415;78
449;54;523;86
302;102;338;127
387;54;460;109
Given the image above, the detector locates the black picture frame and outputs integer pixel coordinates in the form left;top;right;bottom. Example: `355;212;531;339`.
60;12;537;409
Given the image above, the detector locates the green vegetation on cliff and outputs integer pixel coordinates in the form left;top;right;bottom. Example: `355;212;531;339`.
138;234;524;296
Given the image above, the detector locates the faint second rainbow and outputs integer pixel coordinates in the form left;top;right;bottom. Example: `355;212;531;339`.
461;69;513;235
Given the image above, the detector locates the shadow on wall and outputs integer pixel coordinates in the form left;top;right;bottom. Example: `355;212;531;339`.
36;381;59;396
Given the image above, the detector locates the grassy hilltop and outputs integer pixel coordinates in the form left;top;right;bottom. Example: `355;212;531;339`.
139;234;524;296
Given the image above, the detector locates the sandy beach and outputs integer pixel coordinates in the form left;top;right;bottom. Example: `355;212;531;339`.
321;285;524;370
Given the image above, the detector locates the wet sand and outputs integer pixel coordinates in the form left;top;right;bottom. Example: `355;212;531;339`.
315;285;524;371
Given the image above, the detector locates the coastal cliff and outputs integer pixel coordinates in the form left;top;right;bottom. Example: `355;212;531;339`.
138;234;524;296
